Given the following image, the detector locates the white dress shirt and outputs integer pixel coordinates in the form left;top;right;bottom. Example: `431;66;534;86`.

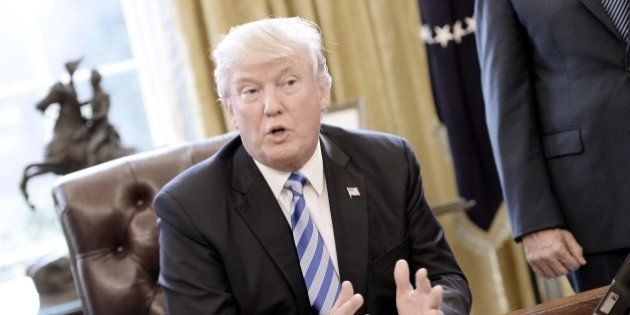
254;140;339;274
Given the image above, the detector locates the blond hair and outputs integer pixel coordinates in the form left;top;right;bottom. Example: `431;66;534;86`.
211;17;332;106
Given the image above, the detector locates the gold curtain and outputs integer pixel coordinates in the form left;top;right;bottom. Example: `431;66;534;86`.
168;0;536;313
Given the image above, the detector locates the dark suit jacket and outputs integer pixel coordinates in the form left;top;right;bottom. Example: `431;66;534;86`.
153;125;471;315
476;0;630;253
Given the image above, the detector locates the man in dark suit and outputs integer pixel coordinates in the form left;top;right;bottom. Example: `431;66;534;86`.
153;17;471;314
476;0;630;292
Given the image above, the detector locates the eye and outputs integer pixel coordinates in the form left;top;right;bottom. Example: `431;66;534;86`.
238;86;259;102
241;88;258;96
282;78;299;92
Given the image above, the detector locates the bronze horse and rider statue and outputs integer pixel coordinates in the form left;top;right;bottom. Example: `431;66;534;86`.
21;59;135;210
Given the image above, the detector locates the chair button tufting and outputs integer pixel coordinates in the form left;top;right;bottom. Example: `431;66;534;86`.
116;246;124;253
136;199;145;207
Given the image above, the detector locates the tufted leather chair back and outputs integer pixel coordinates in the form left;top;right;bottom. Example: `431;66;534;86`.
53;132;237;315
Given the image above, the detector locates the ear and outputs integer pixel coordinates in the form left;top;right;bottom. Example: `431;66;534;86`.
225;100;239;130
319;84;331;112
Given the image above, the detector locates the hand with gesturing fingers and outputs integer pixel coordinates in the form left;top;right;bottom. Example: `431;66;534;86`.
330;281;364;315
394;260;444;315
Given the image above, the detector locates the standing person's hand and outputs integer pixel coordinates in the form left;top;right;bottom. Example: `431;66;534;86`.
522;228;587;278
330;281;364;315
394;260;443;315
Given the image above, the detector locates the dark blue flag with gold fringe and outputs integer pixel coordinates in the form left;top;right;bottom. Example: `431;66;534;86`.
417;0;502;230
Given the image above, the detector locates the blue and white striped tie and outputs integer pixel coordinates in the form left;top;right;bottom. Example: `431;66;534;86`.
284;172;340;314
602;0;629;42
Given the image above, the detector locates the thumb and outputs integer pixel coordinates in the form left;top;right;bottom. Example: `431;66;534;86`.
562;231;586;265
426;285;443;310
394;259;413;293
333;281;355;308
336;294;364;315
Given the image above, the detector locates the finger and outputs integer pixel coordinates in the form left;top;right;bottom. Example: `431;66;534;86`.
525;247;553;278
336;294;364;314
394;259;413;292
543;243;571;276
539;262;559;278
536;243;569;277
547;256;569;277
556;247;581;271
426;285;443;310
531;258;555;278
334;281;355;307
556;239;580;270
530;264;546;278
415;268;432;295
562;232;587;265
528;257;553;278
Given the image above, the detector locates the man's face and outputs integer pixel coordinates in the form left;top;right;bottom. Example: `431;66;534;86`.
227;55;330;171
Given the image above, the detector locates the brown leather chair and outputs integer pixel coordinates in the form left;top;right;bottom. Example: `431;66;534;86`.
53;132;237;315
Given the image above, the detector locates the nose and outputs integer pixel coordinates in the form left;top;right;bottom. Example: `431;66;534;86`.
263;89;284;116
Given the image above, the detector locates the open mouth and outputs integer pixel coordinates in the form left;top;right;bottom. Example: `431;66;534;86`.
270;127;286;135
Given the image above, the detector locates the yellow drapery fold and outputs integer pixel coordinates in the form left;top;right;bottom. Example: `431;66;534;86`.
167;0;535;313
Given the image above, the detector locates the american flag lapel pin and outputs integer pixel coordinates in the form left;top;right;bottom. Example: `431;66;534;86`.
346;187;360;198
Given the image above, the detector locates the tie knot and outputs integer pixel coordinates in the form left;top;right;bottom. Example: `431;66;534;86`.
284;172;307;196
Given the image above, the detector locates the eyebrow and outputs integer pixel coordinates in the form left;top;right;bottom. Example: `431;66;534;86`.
274;65;295;81
233;64;298;87
233;77;258;88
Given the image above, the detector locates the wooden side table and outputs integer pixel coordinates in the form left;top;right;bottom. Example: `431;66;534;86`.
511;286;608;314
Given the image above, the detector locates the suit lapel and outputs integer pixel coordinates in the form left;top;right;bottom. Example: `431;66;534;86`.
229;130;370;311
320;132;369;298
231;145;311;313
580;0;626;42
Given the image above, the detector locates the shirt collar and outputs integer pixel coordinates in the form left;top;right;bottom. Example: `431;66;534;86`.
254;140;324;198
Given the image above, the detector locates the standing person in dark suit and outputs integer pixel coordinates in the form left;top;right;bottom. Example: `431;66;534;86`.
476;0;630;292
153;17;471;315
